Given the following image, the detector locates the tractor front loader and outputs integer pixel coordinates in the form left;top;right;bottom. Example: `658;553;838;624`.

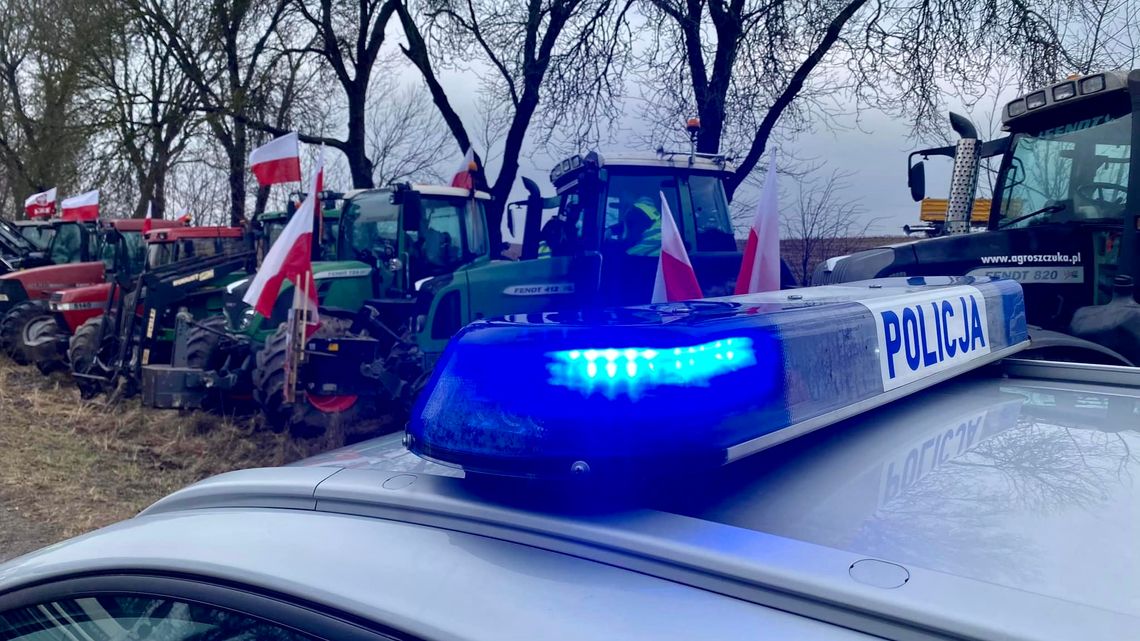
70;242;256;400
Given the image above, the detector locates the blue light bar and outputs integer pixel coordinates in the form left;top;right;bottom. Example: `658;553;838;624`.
549;338;757;398
407;277;1029;480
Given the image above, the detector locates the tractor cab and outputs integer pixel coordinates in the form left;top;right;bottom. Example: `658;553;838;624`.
817;70;1140;364
0;220;44;272
538;151;742;304
253;193;343;263
145;226;250;269
13;219;54;250
338;184;492;300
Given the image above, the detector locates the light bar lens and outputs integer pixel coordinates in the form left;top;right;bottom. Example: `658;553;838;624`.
1052;82;1076;101
1007;99;1027;118
1080;74;1105;94
1026;91;1047;110
549;338;756;399
407;278;1028;480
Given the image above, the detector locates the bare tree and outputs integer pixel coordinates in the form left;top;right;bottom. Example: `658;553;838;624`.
639;0;1133;199
367;81;452;185
284;0;398;188
0;0;95;210
394;0;634;249
131;0;291;225
781;168;878;285
84;2;202;219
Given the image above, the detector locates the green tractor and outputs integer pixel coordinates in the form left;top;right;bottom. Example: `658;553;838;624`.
242;151;752;437
140;197;349;409
68;226;256;400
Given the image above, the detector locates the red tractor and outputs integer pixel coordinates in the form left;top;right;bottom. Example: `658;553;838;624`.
0;217;181;368
33;225;248;376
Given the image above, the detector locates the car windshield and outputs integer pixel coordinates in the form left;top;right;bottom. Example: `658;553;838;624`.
999;106;1131;227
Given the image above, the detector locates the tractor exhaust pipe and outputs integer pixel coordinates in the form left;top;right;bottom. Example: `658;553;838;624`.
944;112;980;236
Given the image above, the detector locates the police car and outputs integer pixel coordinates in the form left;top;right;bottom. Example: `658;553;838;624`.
1;277;1137;641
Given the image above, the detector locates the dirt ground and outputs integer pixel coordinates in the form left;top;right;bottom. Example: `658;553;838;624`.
0;359;336;562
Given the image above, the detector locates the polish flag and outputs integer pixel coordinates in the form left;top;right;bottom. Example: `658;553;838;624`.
735;156;781;294
651;193;703;303
176;208;191;225
60;190;100;222
24;188;56;219
249;132;302;186
142;202;154;234
451;147;476;189
243;151;322;325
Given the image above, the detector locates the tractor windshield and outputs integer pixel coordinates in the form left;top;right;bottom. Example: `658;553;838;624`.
346;190;400;264
603;171;736;255
147;236;247;269
415;196;487;276
48;223;95;264
998;103;1131;227
101;230;147;275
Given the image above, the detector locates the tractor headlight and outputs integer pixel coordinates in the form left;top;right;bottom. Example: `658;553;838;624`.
1025;91;1047;110
238;308;257;331
1079;74;1105;94
1052;82;1076;101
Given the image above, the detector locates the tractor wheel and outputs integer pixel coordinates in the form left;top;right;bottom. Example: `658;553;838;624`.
28;315;66;374
252;324;292;433
69;317;106;399
185;315;228;369
1;301;48;366
252;320;381;439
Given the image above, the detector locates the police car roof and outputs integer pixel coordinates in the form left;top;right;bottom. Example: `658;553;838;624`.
8;358;1123;640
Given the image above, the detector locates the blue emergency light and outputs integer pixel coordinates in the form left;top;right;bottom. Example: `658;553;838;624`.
406;277;1029;479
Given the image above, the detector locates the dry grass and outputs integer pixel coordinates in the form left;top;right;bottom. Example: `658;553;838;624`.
0;359;336;544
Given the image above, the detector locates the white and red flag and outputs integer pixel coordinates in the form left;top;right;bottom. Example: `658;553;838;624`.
249;132;302;186
735;155;780;294
651;193;703;303
60;190;100;221
176;207;191;225
451;147;476;189
243;150;323;326
24;188;56;219
142;201;154;234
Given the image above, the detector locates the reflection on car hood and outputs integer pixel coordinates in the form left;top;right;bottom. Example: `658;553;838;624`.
678;373;1140;618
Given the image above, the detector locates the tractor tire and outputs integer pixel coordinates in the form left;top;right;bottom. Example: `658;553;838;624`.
1;301;49;366
252;324;291;433
69;317;106;399
28;316;66;374
185;315;228;369
252;320;381;439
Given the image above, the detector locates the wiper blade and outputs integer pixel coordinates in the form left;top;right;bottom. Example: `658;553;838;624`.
998;203;1064;229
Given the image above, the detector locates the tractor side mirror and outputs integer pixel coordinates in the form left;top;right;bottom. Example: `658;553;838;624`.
908;161;926;202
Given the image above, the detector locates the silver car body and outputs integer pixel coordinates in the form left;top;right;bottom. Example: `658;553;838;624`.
1;359;1137;640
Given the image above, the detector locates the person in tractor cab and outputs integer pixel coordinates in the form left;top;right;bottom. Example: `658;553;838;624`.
610;195;662;256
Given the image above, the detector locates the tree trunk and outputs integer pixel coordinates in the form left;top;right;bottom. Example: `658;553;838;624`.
344;106;374;189
154;162;167;219
229;121;248;226
253;185;270;217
